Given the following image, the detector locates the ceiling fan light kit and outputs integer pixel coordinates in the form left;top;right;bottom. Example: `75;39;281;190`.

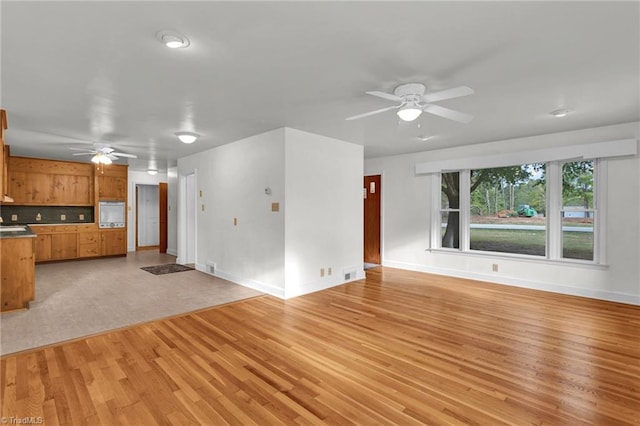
346;82;474;124
175;131;199;144
70;143;137;168
397;105;422;122
91;152;112;165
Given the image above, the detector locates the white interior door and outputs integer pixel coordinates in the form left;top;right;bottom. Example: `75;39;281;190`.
137;184;159;247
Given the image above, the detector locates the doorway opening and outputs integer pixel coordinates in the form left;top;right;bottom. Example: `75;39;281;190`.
178;171;197;266
136;184;159;251
364;174;381;268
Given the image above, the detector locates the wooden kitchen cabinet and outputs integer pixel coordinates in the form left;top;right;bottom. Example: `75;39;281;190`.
0;109;14;203
78;225;100;257
97;165;128;200
32;225;80;261
51;233;78;259
31;224;125;261
100;230;127;256
34;233;52;261
1;235;35;312
8;157;94;205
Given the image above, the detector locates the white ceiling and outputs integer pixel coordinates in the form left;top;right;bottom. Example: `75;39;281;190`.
2;1;638;172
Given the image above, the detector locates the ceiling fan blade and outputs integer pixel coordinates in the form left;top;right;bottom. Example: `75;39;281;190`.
68;146;94;151
365;91;403;102
111;152;137;158
422;86;474;103
71;152;94;156
423;104;474;123
345;105;400;121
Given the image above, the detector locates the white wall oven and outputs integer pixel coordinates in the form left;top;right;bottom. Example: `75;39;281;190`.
99;201;126;228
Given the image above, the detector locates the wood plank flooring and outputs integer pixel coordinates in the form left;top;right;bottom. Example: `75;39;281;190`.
2;267;639;425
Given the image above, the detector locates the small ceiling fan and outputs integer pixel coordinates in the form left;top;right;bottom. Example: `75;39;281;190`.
69;143;137;164
346;83;474;123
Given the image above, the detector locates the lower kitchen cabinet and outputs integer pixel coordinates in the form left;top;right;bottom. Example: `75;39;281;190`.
78;230;100;258
34;233;52;261
31;224;127;261
51;233;78;259
101;230;126;256
1;235;35;312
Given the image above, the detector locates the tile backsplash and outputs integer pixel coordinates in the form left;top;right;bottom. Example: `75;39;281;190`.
0;205;94;225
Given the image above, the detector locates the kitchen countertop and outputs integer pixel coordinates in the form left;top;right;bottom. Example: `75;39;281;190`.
0;225;37;239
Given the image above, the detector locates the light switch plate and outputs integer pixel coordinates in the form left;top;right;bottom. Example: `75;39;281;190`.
11;214;17;221
60;214;66;221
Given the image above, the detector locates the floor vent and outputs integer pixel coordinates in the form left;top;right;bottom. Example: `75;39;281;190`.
343;268;356;281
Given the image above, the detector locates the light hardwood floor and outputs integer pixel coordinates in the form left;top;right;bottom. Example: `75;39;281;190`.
1;267;639;425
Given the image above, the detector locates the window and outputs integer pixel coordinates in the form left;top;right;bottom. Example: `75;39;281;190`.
561;160;595;261
433;159;603;264
440;172;460;249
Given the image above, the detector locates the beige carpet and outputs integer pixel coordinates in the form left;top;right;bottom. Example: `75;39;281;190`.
0;251;263;355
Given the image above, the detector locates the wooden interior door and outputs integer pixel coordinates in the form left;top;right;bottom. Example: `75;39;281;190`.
159;182;168;253
364;175;381;264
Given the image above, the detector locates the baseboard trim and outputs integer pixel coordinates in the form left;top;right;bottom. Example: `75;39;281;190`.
284;268;365;299
193;265;366;300
196;265;285;299
382;259;640;306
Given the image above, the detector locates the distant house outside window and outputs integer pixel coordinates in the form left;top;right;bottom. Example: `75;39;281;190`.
434;159;602;264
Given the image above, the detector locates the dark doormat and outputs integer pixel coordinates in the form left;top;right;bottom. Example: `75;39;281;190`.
141;264;195;275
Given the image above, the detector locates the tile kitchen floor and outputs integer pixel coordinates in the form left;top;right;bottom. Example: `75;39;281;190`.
0;251;263;355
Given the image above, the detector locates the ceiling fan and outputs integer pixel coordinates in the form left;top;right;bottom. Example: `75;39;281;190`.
69;143;137;164
346;83;474;123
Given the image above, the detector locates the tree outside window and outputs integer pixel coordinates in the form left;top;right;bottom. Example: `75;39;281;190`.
434;158;602;264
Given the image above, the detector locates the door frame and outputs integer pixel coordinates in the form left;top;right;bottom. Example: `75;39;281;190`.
177;169;197;265
364;172;384;265
135;183;162;251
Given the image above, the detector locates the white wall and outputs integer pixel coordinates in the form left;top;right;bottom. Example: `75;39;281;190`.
127;170;168;252
283;128;364;298
177;127;364;299
179;128;287;296
365;122;640;305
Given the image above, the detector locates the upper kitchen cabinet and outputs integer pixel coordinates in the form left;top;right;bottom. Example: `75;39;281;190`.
96;164;127;200
8;157;94;205
0;109;14;203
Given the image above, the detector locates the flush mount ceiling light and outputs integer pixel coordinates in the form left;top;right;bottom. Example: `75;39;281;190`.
147;169;158;175
175;131;199;144
397;104;423;122
550;108;571;118
156;30;190;49
91;152;112;165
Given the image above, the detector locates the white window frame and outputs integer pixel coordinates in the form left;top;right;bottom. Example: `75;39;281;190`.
430;159;607;265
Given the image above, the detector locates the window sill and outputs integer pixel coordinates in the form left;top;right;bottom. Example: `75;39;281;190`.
426;248;610;270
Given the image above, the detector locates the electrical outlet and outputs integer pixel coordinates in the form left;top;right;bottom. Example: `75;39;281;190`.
11;214;17;221
320;268;325;277
328;267;332;276
492;263;499;272
233;217;237;226
79;214;85;220
60;214;66;221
